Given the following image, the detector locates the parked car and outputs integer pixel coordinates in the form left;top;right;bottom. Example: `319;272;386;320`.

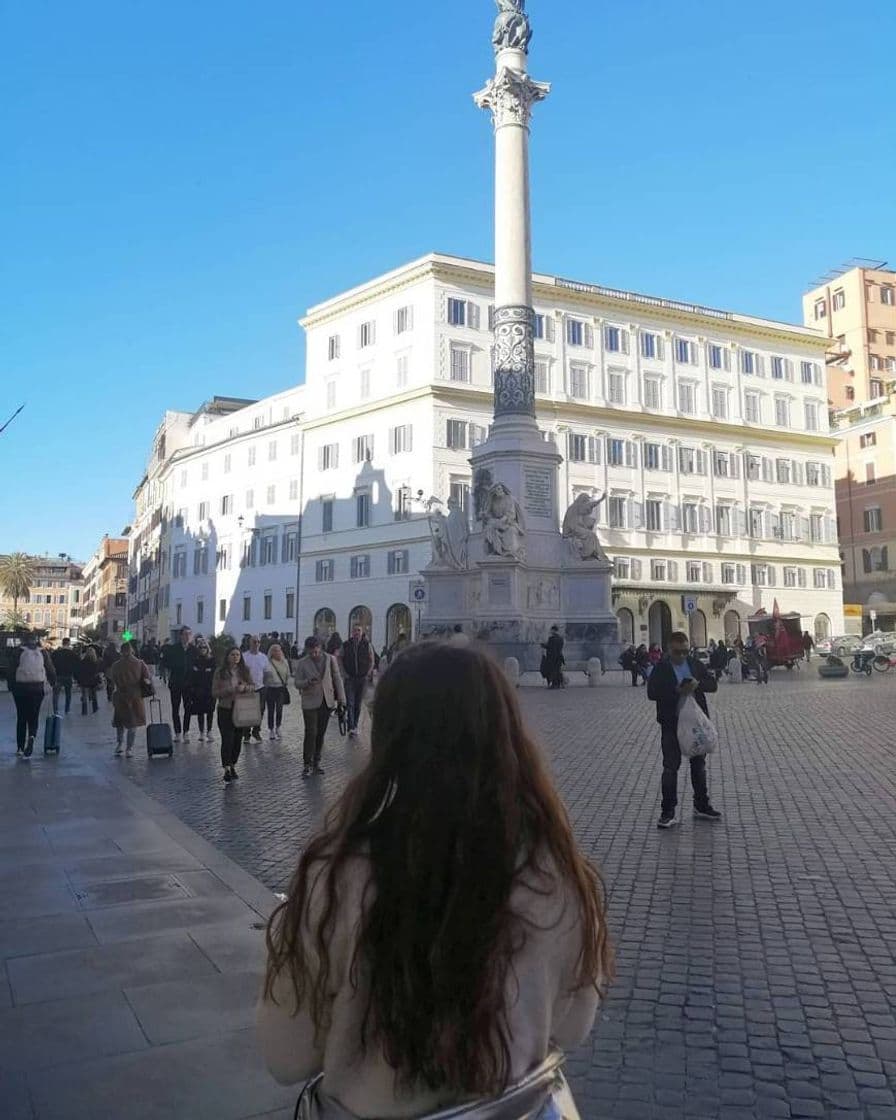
862;630;896;653
819;635;864;658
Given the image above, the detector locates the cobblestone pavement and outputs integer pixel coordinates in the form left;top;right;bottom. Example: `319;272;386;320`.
6;666;895;1120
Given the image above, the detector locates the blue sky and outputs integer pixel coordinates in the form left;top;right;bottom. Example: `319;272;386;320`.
3;0;894;562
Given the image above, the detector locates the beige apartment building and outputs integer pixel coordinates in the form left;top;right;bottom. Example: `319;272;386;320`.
0;556;85;641
803;261;896;410
82;536;130;639
803;261;896;632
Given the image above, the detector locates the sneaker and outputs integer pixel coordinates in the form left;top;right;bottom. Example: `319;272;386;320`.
16;748;23;757
251;731;262;742
173;734;182;743
24;736;34;758
182;734;190;744
114;745;123;757
125;746;133;757
274;728;281;740
657;811;678;830
223;770;233;783
230;768;239;780
302;766;312;779
269;731;276;741
694;806;722;821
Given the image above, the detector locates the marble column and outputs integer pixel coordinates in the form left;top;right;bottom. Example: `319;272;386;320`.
474;5;549;423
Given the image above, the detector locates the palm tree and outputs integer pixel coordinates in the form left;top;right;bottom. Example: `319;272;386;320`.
0;552;36;621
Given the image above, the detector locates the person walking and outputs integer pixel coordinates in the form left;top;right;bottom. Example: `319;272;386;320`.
263;643;291;740
647;630;722;829
711;639;728;680
541;625;565;689
75;647;102;714
212;647;254;783
185;637;216;742
294;635;345;779
51;637;78;715
164;627;195;743
108;642;152;757
158;638;172;683
634;643;651;684
325;631;343;659
449;623;471;647
9;636;56;757
257;643;614;1116
340;623;374;740
241;635;270;744
619;644;638;686
801;630;815;662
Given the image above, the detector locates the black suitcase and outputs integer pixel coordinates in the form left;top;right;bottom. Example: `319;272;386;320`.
43;714;62;755
146;698;174;758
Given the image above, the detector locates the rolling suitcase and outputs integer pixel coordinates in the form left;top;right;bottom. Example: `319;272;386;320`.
146;698;174;758
43;714;62;755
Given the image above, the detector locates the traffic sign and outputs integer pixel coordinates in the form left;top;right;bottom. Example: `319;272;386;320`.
682;595;698;615
409;580;426;603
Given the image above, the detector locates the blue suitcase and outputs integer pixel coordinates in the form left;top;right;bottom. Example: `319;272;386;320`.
43;714;62;755
146;698;174;758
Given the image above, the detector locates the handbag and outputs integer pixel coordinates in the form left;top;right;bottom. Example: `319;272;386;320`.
293;1050;580;1120
281;685;291;706
140;676;155;698
232;690;262;728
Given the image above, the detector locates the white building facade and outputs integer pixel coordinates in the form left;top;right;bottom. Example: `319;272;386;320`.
129;255;843;651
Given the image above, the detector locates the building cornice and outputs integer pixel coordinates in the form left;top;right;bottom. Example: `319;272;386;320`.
301;253;830;351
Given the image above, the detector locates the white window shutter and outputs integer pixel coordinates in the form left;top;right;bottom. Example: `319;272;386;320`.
546;316;556;342
584;323;594;349
629;499;642;528
699;506;712;533
587;436;598;464
798;568;807;588
825;516;835;543
703;562;713;583
730;452;740;479
626;441;638;468
668;559;679;581
631;558;642;579
407;306;414;331
488;305;495;330
696;449;707;474
392;309;399;334
723;348;731;372
620;329;630;354
468;302;481;330
317;447;324;471
767;564;776;586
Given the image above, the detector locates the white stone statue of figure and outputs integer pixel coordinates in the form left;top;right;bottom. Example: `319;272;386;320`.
428;507;452;568
562;492;608;562
493;0;532;53
483;482;526;560
445;497;469;569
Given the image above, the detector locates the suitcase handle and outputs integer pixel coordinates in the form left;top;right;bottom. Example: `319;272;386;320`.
149;697;164;725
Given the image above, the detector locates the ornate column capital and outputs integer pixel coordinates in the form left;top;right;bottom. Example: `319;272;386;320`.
475;67;551;130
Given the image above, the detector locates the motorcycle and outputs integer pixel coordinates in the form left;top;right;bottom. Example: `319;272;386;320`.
850;649;876;676
873;651;896;673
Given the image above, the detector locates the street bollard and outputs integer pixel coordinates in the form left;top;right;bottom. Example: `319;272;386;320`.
587;658;602;686
504;657;521;687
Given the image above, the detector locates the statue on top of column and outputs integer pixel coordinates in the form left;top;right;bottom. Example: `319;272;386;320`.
493;0;532;54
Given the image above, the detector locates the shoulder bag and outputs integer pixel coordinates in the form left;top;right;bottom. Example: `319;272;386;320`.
232;689;262;728
293;1049;580;1120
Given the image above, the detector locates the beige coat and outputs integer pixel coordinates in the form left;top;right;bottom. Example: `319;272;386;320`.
293;653;345;711
108;656;152;729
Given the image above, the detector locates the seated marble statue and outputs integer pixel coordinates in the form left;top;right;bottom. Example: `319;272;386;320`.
483;483;526;560
562;492;608;562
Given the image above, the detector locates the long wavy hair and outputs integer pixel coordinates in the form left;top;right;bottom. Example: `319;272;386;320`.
264;642;613;1096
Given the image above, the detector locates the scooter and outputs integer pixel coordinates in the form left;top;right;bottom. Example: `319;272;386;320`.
850;648;876;676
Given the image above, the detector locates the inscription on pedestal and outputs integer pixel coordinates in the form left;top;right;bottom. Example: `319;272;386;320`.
523;467;552;518
488;573;512;607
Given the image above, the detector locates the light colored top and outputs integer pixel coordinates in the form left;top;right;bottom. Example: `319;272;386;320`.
242;650;270;690
263;658;291;689
448;632;471;647
257;855;600;1117
293;653;346;712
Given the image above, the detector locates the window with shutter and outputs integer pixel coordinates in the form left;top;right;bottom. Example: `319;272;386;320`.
450;347;471;382
467;302;481;330
534;361;549;394
583;323;594;349
631;558;642;579
587;437;600;464
447;298;466;326
625;441;638;468
661;445;672;472
447;420;467;450
668;560;679;582
703;562;713;583
644;377;661;409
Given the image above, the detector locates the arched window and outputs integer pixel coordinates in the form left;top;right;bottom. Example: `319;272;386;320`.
723;610;741;641
313;608;336;640
814;613;831;641
348;606;373;640
385;604;412;650
688;609;708;648
616;607;635;645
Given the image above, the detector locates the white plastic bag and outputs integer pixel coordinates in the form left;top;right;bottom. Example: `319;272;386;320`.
677;695;719;758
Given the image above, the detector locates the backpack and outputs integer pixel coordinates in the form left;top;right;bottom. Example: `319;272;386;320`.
16;647;47;685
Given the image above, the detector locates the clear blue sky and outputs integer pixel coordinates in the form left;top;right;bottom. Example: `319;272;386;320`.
3;0;893;562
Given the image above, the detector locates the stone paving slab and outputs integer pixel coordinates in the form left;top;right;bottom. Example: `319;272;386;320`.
0;693;295;1120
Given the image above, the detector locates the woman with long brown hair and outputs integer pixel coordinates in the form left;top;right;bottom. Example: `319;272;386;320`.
257;642;613;1117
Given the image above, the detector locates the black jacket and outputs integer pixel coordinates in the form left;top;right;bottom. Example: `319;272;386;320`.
51;647;79;677
162;642;195;685
647;655;717;728
341;637;373;679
